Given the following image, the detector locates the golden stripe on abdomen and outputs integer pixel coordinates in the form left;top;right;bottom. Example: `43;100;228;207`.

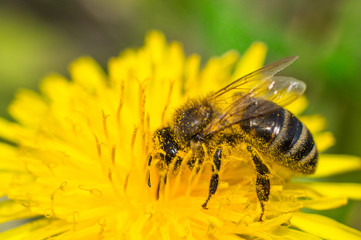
240;107;318;174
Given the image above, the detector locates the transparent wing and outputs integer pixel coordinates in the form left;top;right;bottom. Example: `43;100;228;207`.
210;56;299;100
203;56;306;136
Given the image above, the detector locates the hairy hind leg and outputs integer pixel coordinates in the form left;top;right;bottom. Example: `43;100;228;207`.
202;148;222;209
247;146;270;221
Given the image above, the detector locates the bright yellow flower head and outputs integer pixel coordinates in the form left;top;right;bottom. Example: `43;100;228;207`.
1;31;361;239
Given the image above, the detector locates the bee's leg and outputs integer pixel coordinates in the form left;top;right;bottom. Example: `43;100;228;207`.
156;173;168;200
247;146;270;221
187;147;205;173
172;156;183;174
147;154;162;199
148;154;170;199
147;155;152;187
147;154;163;199
201;148;222;209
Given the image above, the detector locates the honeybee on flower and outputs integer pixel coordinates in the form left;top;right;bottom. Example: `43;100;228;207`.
0;31;360;240
148;56;317;222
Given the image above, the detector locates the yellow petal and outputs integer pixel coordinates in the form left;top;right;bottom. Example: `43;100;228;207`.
291;212;361;240
0;118;17;142
286;96;308;116
40;73;70;102
0;200;38;224
270;227;322;240
314;131;336;152
54;222;108;240
0;143;22;171
302;182;361;200
302;197;348;210
190;50;239;96
299;114;327;134
232;41;267;78
184;54;201;87
219;235;245;240
312;154;361;178
7;89;48;127
145;30;167;65
69;56;106;90
0;218;70;240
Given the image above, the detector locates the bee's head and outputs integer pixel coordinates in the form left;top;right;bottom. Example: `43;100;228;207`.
173;100;215;145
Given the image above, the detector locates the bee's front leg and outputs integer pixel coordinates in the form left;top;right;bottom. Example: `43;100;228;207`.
201;148;222;209
247;146;270;221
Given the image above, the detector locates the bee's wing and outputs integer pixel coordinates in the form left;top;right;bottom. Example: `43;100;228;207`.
210;56;299;100
204;56;306;136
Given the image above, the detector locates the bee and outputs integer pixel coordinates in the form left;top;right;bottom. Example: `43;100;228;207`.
148;56;318;221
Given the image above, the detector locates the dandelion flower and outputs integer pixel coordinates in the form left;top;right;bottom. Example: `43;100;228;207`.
1;31;361;240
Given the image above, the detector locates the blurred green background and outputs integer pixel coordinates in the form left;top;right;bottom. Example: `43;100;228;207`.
1;0;360;231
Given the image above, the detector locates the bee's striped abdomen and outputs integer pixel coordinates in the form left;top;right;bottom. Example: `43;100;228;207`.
240;107;318;174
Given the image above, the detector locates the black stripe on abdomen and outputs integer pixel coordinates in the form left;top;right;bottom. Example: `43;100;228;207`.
240;108;318;174
269;109;317;173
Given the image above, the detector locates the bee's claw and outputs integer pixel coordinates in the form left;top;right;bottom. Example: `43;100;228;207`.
201;194;211;209
201;202;208;209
